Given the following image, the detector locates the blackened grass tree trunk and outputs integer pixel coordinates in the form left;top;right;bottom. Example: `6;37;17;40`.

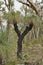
14;22;33;59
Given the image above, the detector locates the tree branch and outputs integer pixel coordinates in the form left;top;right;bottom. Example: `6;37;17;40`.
22;22;33;38
18;1;31;7
14;23;21;37
27;0;39;15
18;0;39;16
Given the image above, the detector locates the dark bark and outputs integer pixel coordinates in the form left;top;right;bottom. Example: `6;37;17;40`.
17;36;23;58
22;22;33;39
14;22;21;37
14;22;33;58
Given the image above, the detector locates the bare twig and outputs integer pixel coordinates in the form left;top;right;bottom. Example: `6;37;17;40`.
18;1;31;7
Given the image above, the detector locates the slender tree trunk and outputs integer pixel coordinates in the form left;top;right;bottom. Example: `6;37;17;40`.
14;22;33;59
6;21;10;41
36;27;40;38
17;36;23;58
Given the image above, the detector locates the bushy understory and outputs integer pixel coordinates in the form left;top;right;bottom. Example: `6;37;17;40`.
0;28;43;65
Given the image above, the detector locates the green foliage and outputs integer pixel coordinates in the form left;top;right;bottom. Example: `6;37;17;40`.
15;11;21;23
5;61;17;65
3;10;16;23
0;0;43;65
8;0;14;6
0;31;6;45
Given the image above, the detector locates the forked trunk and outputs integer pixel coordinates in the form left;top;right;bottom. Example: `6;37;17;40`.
14;22;33;59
